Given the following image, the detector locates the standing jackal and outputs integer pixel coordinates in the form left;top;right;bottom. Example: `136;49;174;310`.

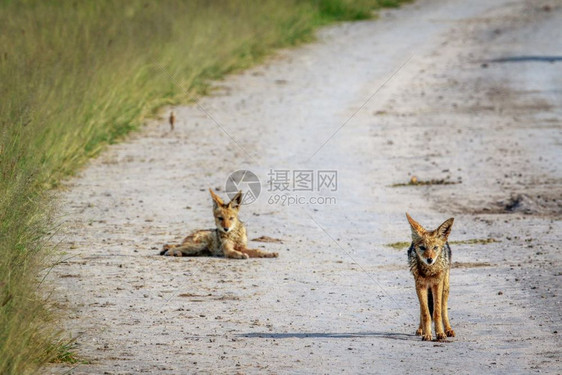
160;189;278;259
406;213;455;341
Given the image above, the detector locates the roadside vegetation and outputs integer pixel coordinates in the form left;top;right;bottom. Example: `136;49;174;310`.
0;0;410;372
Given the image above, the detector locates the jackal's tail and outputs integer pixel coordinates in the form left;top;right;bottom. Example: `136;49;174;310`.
428;289;434;317
160;243;174;255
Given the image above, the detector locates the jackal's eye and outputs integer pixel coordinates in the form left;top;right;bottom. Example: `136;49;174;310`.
419;245;426;251
433;245;439;250
218;217;224;221
229;217;234;220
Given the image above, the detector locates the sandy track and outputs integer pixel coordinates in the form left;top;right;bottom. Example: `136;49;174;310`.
48;0;561;374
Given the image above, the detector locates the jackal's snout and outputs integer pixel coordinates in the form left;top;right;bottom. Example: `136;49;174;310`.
423;248;437;265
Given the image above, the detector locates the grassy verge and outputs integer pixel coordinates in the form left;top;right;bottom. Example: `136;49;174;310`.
0;0;410;372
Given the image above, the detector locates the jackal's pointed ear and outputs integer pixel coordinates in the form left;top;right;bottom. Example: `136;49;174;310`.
406;213;425;242
228;190;243;210
209;188;224;209
436;217;454;240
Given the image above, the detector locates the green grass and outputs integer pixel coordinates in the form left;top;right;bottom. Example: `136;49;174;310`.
385;238;500;250
47;340;87;365
0;0;410;372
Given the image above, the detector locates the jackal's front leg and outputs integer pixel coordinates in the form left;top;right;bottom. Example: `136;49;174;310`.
432;281;446;341
442;270;455;337
221;242;249;259
415;283;432;341
238;247;279;258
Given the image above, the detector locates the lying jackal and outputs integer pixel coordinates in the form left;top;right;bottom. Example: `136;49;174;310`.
160;189;278;259
406;213;455;341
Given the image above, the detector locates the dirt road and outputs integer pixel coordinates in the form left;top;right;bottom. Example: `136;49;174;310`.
48;0;561;373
